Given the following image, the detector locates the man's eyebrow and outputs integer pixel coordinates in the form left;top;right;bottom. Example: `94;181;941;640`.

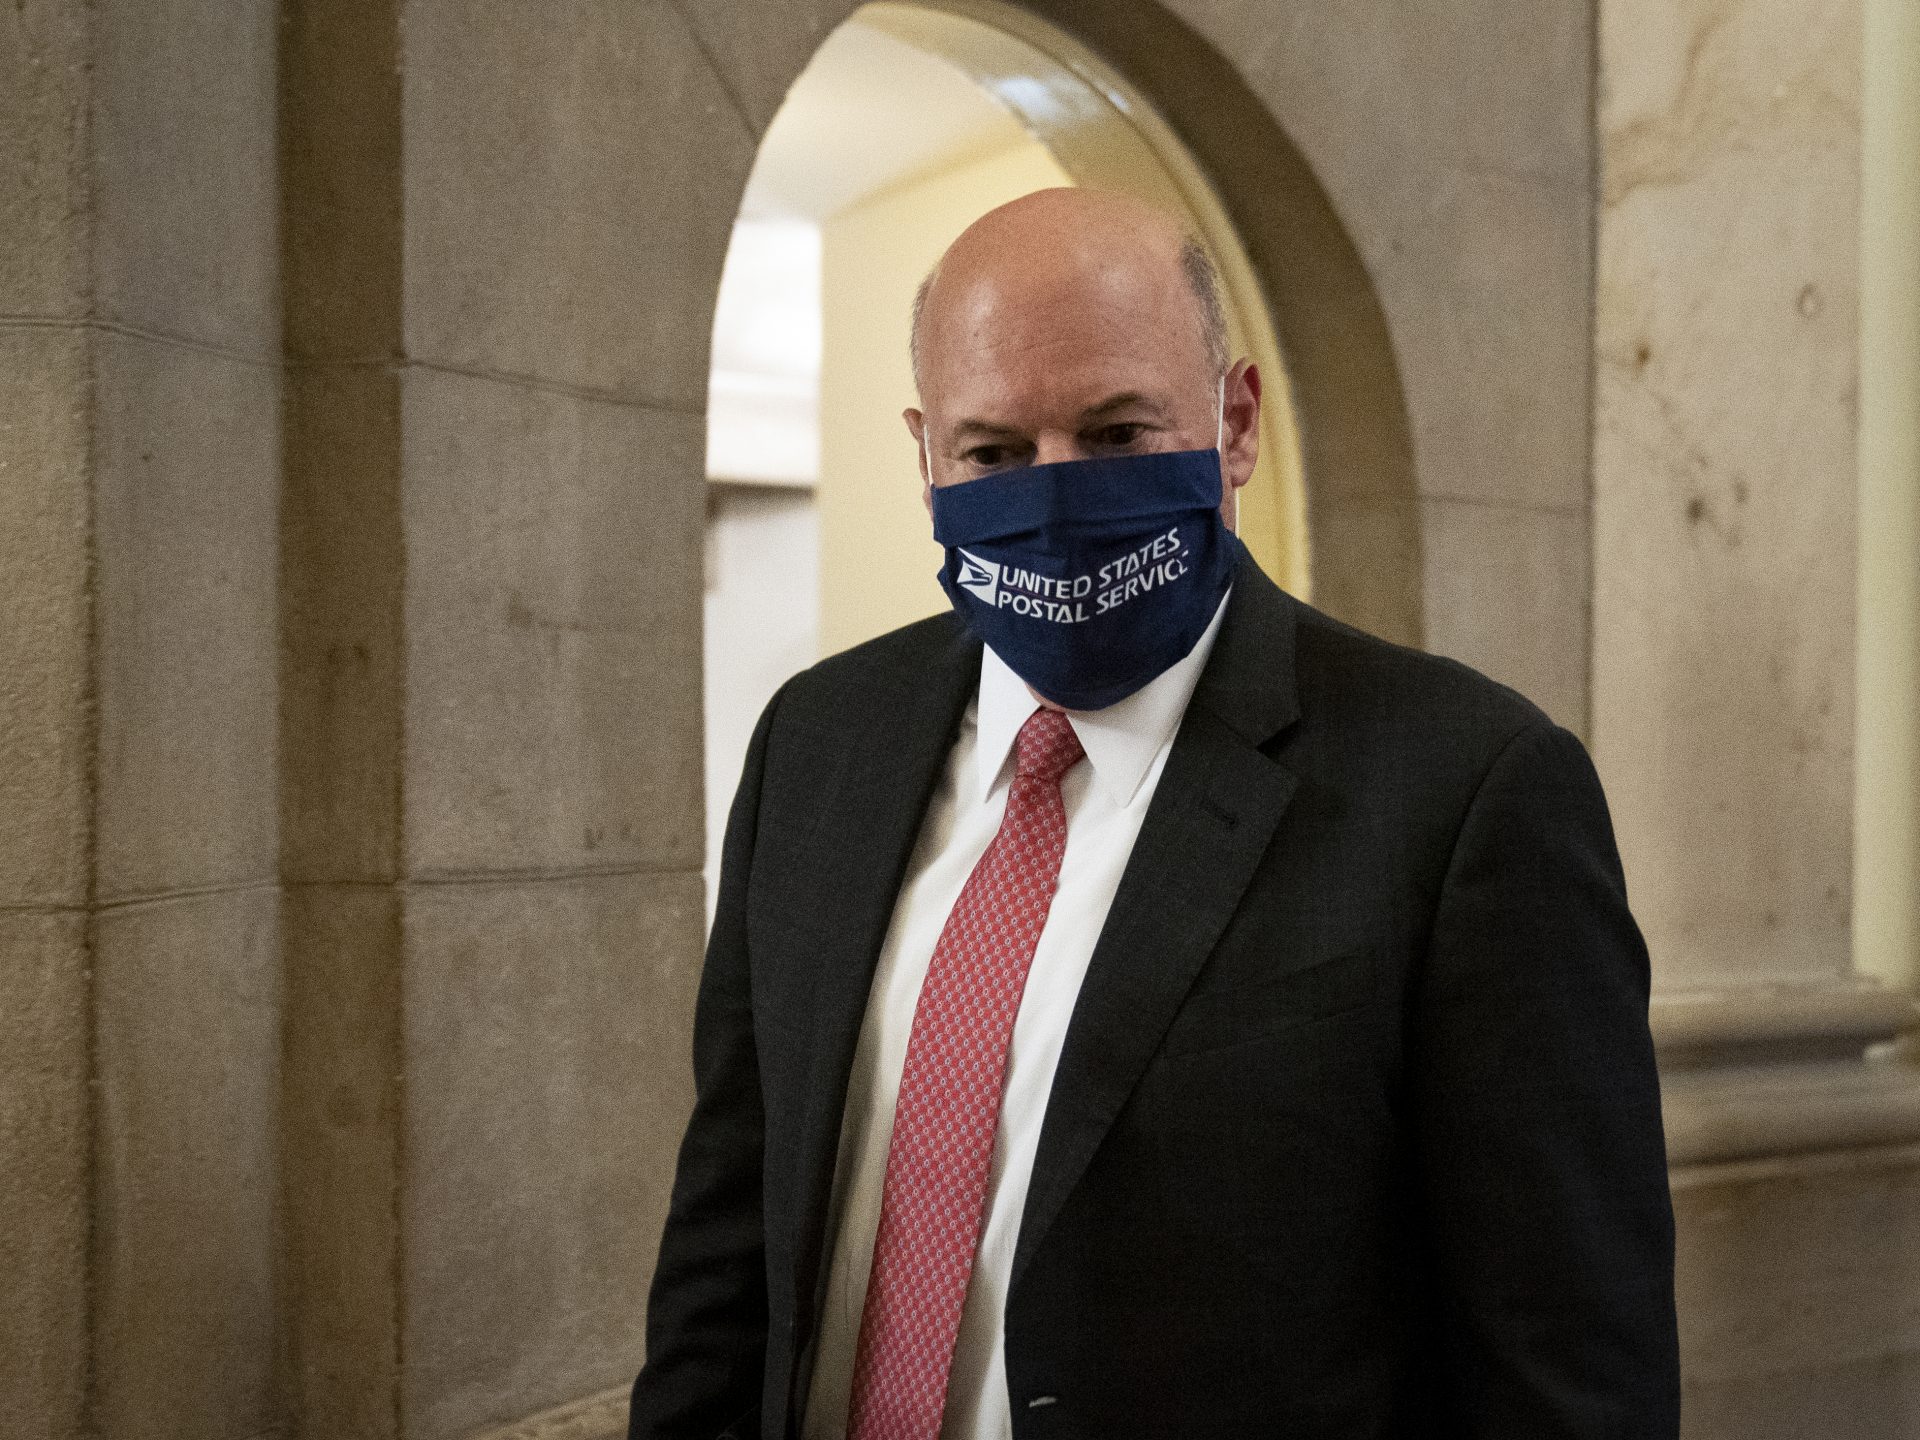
948;418;1026;443
944;393;1169;444
1081;392;1169;420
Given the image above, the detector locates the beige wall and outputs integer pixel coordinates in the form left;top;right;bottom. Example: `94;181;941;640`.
703;487;820;921
1;3;721;1438
1855;0;1920;997
1;3;284;1437
280;5;717;1436
816;139;1073;657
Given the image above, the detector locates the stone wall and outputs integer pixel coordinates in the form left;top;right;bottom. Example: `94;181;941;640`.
2;1;717;1436
0;1;1914;1438
3;3;285;1438
278;3;715;1436
1595;0;1920;1426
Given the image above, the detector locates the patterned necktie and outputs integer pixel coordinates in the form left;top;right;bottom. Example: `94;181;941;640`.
845;707;1087;1440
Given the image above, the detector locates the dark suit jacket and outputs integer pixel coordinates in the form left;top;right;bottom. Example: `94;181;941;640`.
629;553;1679;1439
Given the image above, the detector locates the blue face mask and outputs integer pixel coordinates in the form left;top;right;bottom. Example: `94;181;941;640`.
926;391;1238;711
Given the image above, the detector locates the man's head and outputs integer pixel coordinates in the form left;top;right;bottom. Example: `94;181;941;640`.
905;188;1261;528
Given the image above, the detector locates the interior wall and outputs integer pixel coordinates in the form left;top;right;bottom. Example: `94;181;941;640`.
816;138;1073;656
0;6;95;1430
702;487;820;920
1150;0;1594;732
279;3;721;1436
1;3;286;1438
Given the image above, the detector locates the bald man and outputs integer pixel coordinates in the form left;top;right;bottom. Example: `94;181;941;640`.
629;191;1678;1440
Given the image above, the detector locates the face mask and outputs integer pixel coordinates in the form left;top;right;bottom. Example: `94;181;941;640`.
925;381;1239;711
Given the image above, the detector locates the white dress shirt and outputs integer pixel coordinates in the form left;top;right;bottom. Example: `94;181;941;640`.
802;595;1230;1440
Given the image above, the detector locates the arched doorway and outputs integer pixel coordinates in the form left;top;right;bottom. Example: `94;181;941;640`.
702;0;1400;915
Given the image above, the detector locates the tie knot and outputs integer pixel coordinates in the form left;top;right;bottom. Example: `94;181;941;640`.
1014;707;1085;784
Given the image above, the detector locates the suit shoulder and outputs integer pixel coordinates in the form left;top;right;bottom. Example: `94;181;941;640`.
1288;598;1553;753
774;610;971;718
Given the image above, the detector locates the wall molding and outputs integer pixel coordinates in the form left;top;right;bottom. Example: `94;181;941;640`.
460;1387;629;1440
1652;981;1920;1065
1662;1056;1920;1167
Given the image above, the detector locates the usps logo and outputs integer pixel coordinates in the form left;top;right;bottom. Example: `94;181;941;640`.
956;550;1000;604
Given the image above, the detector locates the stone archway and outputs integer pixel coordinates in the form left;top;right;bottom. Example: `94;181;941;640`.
679;0;1601;728
700;0;1427;650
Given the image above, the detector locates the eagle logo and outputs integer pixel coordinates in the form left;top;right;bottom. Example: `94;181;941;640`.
956;550;999;604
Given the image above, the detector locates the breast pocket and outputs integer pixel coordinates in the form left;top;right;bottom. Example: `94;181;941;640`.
1158;946;1378;1059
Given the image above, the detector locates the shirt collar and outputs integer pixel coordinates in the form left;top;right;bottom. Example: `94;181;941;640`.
974;589;1232;810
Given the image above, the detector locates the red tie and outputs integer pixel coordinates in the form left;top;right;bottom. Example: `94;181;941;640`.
846;707;1087;1440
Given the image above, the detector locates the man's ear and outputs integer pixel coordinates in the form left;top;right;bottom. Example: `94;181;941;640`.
1223;360;1262;494
905;407;933;515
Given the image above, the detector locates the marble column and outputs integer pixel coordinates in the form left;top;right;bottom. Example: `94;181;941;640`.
1594;0;1920;1427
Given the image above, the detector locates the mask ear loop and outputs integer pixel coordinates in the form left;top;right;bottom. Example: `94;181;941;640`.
1215;371;1237;535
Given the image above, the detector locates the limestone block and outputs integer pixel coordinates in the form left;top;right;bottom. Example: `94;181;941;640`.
399;0;755;408
0;0;90;317
1016;0;1590;662
280;883;405;1440
1593;0;1860;990
1672;1144;1920;1438
1662;1056;1920;1167
92;333;280;902
1420;498;1589;735
1378;168;1591;512
280;366;407;887
399;870;703;1440
1170;0;1590;193
1682;1352;1920;1440
0;911;88;1440
1303;494;1423;649
400;368;704;879
92;887;282;1440
0;329;93;908
463;1387;628;1440
667;0;860;136
92;0;279;352
280;0;404;362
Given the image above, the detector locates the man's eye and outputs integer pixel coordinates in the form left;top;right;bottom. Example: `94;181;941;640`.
1091;423;1147;447
966;445;1016;469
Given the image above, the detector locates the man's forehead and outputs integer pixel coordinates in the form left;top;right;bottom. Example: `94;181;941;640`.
925;240;1180;340
919;265;1206;408
931;345;1183;409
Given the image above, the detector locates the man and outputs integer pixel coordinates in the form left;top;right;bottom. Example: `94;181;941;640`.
630;189;1678;1439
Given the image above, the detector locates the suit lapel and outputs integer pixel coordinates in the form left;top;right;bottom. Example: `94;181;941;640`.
1011;557;1303;1289
784;618;981;1340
